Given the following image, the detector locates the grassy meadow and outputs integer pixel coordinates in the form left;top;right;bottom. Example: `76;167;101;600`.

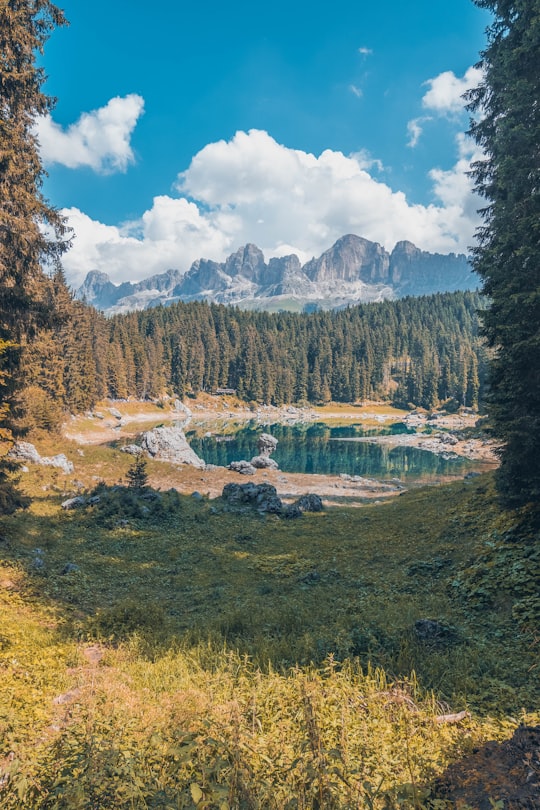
0;428;538;807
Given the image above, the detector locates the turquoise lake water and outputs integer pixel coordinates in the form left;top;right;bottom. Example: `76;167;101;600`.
186;421;487;482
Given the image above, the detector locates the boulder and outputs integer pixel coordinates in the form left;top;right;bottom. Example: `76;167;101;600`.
61;496;86;510
140;426;205;469
174;399;192;418
42;454;74;474
257;433;278;457
250;455;279;470
228;460;256;475
121;444;143;456
108;407;122;420
221;482;284;513
294;493;324;512
8;442;74;473
8;441;42;464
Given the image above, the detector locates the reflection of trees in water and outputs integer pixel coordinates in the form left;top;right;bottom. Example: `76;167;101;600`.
188;422;471;480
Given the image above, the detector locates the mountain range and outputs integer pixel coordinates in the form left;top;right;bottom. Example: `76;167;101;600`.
76;234;478;314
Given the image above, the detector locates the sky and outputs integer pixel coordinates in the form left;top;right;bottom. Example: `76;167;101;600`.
37;0;492;289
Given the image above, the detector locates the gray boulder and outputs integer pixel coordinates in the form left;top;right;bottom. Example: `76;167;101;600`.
222;482;284;514
174;399;192;418
8;441;42;464
42;454;74;474
250;455;279;470
294;493;324;512
8;442;74;473
109;407;122;420
258;433;278;457
121;444;143;456
228;460;256;475
61;496;86;510
140;426;205;469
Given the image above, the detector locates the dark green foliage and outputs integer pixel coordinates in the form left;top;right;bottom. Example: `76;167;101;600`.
126;456;148;490
467;0;540;505
0;1;69;508
93;292;487;410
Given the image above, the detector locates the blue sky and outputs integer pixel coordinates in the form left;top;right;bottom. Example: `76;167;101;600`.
38;0;491;287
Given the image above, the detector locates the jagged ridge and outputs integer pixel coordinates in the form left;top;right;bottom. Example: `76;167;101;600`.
76;234;477;314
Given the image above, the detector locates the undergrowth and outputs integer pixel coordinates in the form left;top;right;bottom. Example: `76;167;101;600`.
0;464;538;807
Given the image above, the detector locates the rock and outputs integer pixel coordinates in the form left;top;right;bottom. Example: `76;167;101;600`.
222;482;284;513
174;400;192;418
8;441;42;464
228;460;256;475
283;504;303;519
61;563;80;575
8;443;74;473
42;454;74;474
191;491;203;500
257;433;278;457
250;455;279;470
87;495;101;505
108;407;122;420
294;493;324;512
140;426;205;468
61;496;86;510
121;444;143;456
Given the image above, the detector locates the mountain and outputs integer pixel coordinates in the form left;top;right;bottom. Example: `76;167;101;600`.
75;234;477;314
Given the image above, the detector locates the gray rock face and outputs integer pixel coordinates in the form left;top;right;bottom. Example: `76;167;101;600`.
76;234;476;315
140;427;205;468
303;234;390;284
257;433;278;457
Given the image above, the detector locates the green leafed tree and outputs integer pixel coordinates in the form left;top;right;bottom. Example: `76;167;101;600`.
467;0;540;505
0;0;68;511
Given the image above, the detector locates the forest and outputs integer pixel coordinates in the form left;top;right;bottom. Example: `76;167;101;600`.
17;289;486;431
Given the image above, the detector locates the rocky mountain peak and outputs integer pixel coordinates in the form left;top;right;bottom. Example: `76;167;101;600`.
303;233;390;283
224;243;266;282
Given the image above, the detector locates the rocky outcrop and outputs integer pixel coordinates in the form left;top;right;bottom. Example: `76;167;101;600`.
8;442;74;473
140;427;205;468
303;234;390;284
76;234;476;315
228;460;256;475
257;433;278;456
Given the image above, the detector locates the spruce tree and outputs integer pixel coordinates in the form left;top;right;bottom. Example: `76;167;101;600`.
467;0;540;505
0;0;68;510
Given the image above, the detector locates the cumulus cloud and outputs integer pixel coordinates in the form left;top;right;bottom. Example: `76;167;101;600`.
60;129;481;289
422;66;482;116
36;94;144;173
358;46;373;56
407;117;430;148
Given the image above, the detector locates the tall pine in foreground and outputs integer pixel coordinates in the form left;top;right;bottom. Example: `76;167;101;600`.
467;0;540;506
0;1;68;511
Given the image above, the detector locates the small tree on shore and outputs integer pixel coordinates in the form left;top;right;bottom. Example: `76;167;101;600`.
126;456;149;490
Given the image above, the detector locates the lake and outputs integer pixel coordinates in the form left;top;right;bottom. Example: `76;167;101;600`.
186;421;488;482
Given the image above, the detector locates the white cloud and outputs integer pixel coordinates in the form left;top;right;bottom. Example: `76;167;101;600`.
358;46;373;56
349;84;363;98
36;94;144;173
61;129;481;288
422;66;482;116
407;117;429;148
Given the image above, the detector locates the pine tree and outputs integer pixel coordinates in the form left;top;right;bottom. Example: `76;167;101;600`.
467;0;540;505
0;0;68;510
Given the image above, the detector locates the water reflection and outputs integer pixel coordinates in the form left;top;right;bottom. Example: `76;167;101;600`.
186;421;481;482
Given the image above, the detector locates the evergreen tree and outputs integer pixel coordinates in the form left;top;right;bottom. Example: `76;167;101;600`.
0;0;68;510
467;0;540;504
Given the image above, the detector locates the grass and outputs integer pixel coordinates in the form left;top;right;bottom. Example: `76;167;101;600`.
0;436;538;807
